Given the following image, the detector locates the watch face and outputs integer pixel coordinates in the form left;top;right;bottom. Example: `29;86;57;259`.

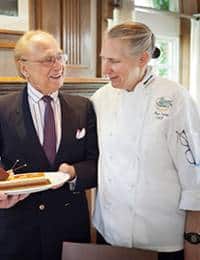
184;232;200;244
191;234;199;244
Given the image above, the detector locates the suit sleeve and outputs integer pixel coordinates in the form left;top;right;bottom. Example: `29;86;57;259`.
73;100;98;191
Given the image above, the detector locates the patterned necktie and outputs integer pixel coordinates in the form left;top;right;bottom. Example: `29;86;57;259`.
42;95;56;165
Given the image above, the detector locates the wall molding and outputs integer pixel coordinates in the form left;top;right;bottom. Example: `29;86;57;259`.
0;77;108;97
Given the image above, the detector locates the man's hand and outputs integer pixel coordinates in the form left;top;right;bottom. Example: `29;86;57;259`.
0;192;29;209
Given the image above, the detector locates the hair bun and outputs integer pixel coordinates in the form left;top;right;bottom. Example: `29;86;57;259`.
152;47;160;59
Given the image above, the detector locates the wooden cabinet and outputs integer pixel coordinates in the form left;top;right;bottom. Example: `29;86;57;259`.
34;0;97;77
0;0;98;78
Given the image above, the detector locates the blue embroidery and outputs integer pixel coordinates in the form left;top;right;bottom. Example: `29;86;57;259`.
156;97;173;109
176;130;200;167
154;97;173;120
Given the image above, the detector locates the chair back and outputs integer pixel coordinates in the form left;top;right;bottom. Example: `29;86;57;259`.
62;242;158;260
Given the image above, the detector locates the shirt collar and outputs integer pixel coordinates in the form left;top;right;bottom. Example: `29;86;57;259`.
141;65;155;88
27;83;59;103
124;65;155;93
113;66;155;96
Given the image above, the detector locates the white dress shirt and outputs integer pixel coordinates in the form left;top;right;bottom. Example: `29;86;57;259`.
92;66;200;252
27;83;61;151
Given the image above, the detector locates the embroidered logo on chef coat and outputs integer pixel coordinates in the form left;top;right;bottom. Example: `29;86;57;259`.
154;97;173;119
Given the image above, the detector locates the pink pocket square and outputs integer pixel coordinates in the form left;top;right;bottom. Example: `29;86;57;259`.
76;128;86;139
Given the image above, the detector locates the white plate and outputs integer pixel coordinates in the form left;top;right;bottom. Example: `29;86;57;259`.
2;171;70;195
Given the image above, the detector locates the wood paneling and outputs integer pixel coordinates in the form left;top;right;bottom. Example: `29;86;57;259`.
62;0;81;65
96;0;115;77
180;19;190;87
0;0;34;49
34;0;62;46
32;0;97;77
0;50;17;77
61;0;96;77
0;30;23;49
179;0;199;87
0;0;115;79
180;0;198;14
0;77;107;97
0;77;107;84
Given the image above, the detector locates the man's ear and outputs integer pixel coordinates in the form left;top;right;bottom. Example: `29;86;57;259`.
19;61;29;78
138;52;150;67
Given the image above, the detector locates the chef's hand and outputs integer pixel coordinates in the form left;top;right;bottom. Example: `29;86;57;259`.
59;163;76;180
0;192;29;209
52;163;76;190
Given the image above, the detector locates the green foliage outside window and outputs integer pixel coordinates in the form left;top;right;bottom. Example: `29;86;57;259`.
152;0;169;10
150;38;179;81
154;40;169;78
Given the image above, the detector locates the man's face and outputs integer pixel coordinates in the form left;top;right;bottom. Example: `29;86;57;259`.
20;36;65;95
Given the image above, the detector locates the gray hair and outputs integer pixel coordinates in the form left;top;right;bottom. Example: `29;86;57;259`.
14;30;59;78
106;22;160;59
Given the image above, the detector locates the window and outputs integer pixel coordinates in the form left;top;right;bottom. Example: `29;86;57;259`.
134;0;179;12
151;37;179;82
0;0;18;16
135;1;180;82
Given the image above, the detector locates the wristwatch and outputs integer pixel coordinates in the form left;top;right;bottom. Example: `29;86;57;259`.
184;232;200;244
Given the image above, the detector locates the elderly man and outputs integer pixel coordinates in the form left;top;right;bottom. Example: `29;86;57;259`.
0;30;98;260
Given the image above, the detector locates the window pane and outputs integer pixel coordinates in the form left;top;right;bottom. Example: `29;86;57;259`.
151;37;179;82
155;40;169;77
0;0;18;16
135;0;152;8
152;0;169;10
134;0;179;12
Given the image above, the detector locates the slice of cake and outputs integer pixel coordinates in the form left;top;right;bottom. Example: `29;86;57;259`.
0;170;51;191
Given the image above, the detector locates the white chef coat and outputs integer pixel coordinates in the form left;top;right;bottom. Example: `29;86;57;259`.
91;66;200;252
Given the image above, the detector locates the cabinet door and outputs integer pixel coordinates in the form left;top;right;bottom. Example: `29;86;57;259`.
35;0;96;77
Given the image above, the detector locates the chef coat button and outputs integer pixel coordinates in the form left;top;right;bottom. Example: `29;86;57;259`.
39;204;45;210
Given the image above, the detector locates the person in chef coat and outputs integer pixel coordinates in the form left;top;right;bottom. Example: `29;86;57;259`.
92;21;200;260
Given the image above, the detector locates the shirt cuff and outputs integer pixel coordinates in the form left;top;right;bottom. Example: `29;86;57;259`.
179;190;200;210
68;176;77;191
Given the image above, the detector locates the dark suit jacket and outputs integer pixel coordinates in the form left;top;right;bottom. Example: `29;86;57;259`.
0;87;98;260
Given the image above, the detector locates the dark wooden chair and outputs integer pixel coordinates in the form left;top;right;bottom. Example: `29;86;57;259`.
62;242;158;260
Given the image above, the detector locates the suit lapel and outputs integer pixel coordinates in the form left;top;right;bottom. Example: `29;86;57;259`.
14;87;49;167
55;94;78;163
14;90;80;167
